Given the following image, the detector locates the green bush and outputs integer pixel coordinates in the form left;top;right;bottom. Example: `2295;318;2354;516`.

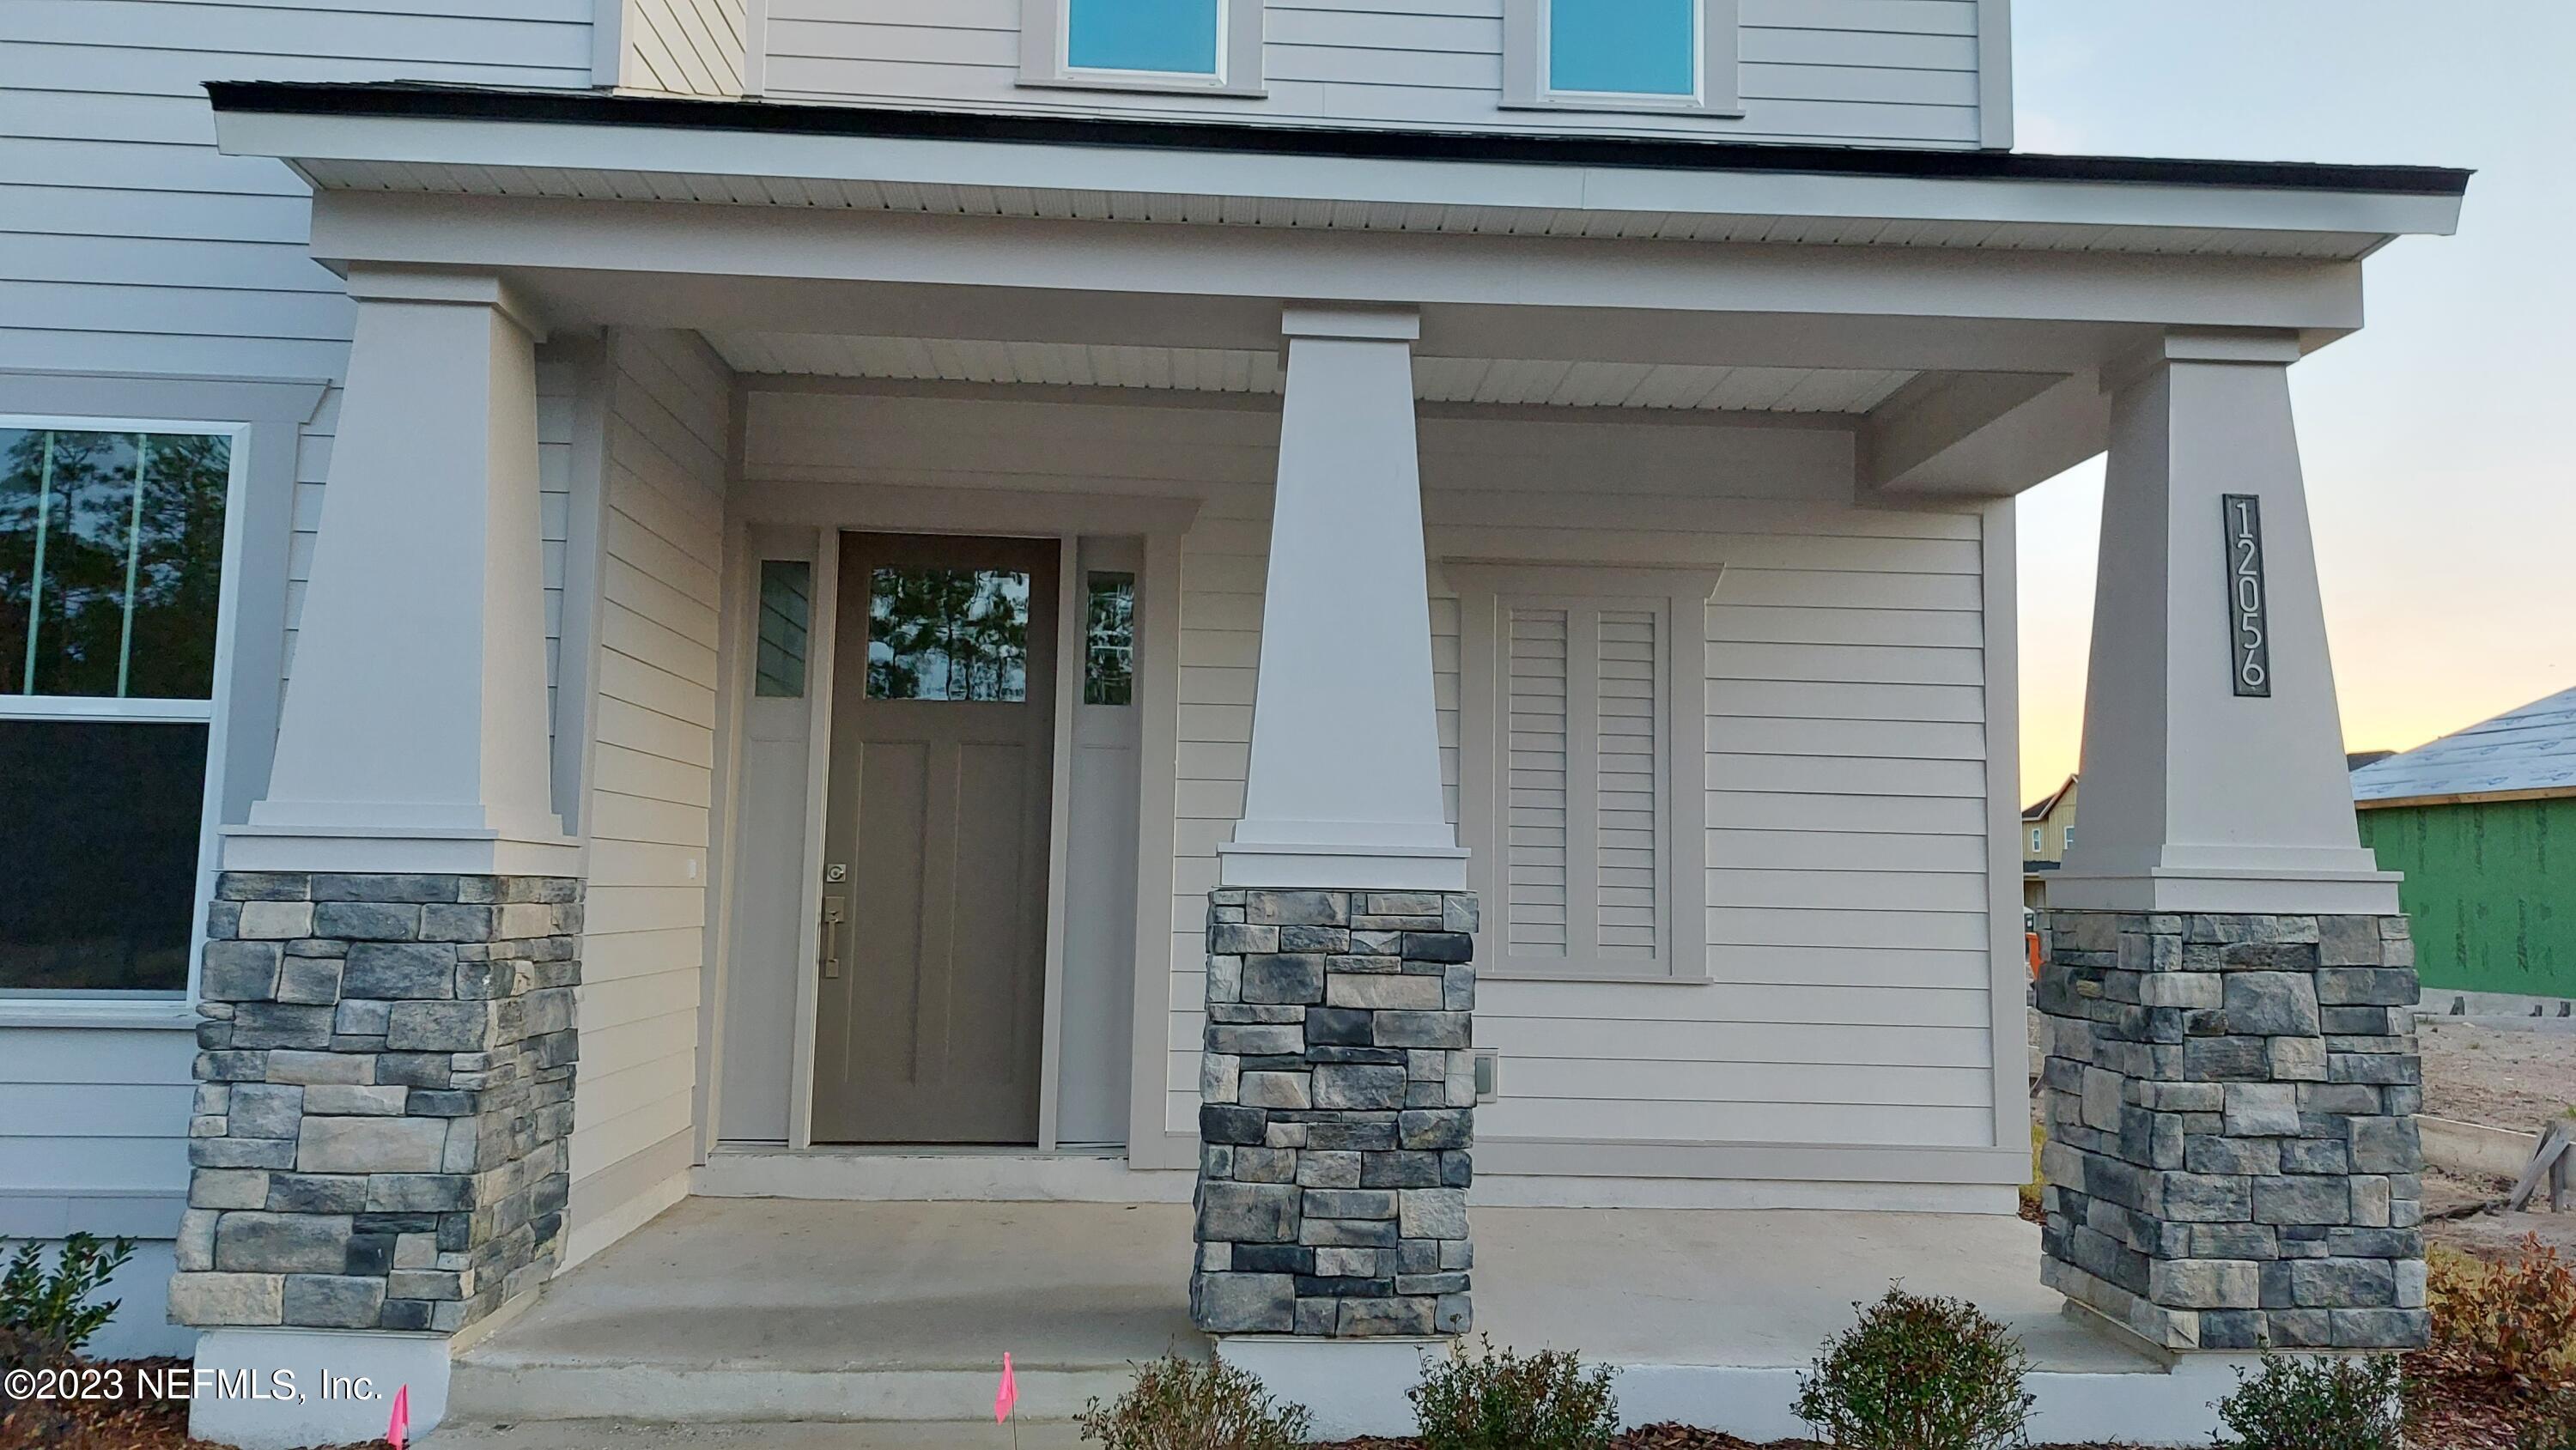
2212;1353;2403;1450
0;1234;136;1358
1409;1336;1619;1450
1792;1285;2032;1450
1077;1354;1311;1450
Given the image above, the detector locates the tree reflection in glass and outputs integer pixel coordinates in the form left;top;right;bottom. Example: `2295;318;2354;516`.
866;567;1030;701
2;428;229;699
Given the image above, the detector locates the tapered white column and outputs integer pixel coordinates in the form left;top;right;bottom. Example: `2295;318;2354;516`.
232;269;571;874
2052;330;2396;913
1220;305;1464;890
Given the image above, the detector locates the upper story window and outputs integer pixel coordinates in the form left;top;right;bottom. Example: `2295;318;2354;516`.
1021;0;1265;96
1504;0;1741;114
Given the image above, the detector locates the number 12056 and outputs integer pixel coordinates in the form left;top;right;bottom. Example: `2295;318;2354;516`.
2222;494;2271;698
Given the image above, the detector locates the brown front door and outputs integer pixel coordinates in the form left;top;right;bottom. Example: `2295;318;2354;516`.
813;532;1058;1144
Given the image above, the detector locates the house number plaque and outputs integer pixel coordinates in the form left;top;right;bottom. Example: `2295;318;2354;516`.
2222;494;2270;698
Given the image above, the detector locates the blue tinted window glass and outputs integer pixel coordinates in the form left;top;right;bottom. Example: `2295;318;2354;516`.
1067;0;1220;74
1549;0;1695;95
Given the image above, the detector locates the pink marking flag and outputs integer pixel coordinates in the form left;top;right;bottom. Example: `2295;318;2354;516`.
386;1385;410;1450
994;1352;1018;1424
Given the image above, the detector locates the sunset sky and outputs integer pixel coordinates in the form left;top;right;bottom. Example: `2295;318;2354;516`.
2009;0;2575;804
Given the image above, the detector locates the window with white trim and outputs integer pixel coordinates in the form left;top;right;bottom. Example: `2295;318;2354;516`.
1503;0;1741;114
3;421;243;997
1449;562;1720;980
1019;0;1265;94
2032;827;2044;853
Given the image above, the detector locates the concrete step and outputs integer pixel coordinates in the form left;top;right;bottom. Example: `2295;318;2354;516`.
449;1356;1135;1424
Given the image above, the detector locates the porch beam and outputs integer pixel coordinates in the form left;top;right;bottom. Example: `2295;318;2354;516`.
1860;372;2111;498
306;191;2374;337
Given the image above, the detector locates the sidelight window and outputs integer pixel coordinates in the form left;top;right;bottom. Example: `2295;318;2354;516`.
1082;570;1135;706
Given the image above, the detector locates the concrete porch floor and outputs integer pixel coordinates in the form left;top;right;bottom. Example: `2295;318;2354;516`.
434;1194;2193;1443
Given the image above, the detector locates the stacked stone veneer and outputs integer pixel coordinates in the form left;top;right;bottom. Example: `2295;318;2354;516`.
1190;888;1479;1338
2036;909;2427;1352
168;872;580;1337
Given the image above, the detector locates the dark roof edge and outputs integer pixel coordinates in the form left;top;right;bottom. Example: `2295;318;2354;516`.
205;81;2474;197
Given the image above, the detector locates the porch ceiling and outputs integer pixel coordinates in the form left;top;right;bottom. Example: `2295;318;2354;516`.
705;331;1918;414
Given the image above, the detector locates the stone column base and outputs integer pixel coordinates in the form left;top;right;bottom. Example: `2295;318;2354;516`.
1190;888;1478;1338
171;871;580;1344
2037;909;2427;1351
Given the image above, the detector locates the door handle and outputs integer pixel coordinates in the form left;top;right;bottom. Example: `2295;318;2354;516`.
821;895;847;979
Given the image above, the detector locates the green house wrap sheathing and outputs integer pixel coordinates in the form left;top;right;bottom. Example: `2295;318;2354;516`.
2358;796;2572;998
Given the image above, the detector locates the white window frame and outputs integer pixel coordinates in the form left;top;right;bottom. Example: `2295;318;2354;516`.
2031;827;2044;853
1;415;253;1018
1448;560;1721;983
1502;0;1741;116
1018;0;1267;97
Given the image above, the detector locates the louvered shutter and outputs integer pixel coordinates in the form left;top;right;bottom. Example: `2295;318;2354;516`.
1453;564;1716;980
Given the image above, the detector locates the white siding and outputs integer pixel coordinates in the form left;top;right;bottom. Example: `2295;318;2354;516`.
738;388;2002;1173
618;0;748;96
0;0;592;383
567;329;732;1244
760;0;1988;146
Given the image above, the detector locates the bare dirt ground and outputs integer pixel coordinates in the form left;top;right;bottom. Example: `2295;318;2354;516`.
2420;1018;2576;1132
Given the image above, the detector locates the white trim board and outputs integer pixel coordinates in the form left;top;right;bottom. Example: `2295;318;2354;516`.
222;109;2464;252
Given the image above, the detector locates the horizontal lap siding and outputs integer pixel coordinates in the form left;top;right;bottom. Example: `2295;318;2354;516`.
0;3;589;381
760;0;1983;146
568;329;730;1236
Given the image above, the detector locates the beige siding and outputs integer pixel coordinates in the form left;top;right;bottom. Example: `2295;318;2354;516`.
568;330;731;1242
739;388;2002;1174
760;0;1987;146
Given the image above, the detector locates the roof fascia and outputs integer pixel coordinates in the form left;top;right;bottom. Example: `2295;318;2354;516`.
212;106;2467;248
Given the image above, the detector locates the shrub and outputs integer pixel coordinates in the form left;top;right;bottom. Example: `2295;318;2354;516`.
2517;1392;2576;1450
2428;1237;2576;1395
2212;1353;2402;1450
0;1234;136;1358
1410;1336;1620;1450
1077;1354;1311;1450
1792;1285;2032;1450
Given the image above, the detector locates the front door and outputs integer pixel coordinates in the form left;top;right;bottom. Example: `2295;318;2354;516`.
813;532;1059;1144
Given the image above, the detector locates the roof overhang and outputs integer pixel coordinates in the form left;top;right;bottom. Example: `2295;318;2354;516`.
208;82;2470;264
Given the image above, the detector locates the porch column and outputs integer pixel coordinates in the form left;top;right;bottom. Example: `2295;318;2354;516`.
2038;331;2424;1355
174;270;583;1449
1191;306;1479;1344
